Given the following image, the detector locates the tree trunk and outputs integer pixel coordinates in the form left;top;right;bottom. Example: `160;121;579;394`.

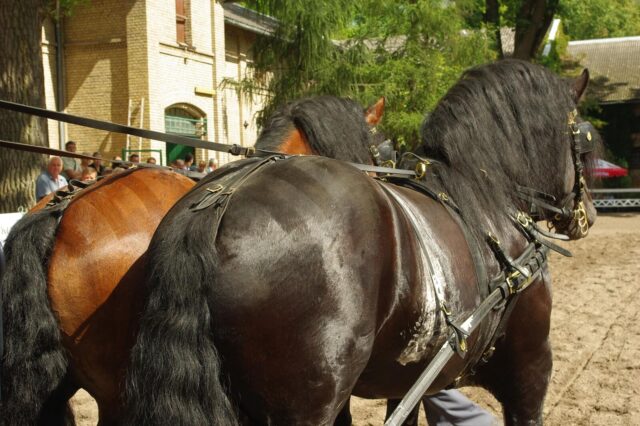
485;0;503;58
512;0;559;60
0;0;49;212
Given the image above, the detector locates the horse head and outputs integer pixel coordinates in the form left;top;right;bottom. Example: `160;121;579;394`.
527;70;601;240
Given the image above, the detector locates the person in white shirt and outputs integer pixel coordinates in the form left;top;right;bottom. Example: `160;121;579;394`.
35;156;68;201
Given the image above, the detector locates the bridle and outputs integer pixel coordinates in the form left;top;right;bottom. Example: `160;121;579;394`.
516;109;597;238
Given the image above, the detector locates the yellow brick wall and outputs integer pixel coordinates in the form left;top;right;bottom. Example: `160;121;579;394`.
41;17;59;150
224;26;270;152
42;0;269;167
63;0;130;160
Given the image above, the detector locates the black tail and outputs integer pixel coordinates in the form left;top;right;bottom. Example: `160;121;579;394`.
124;198;239;425
0;207;75;426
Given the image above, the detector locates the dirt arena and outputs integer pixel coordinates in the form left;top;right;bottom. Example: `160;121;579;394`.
71;213;640;425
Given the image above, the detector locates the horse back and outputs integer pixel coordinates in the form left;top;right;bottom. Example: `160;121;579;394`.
46;168;194;404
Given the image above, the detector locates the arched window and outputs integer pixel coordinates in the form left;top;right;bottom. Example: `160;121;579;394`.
164;104;206;164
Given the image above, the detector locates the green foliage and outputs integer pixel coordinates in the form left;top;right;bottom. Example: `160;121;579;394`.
240;0;496;148
48;0;90;17
558;0;640;40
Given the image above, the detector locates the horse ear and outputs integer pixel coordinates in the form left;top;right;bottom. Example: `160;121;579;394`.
572;69;589;102
365;97;385;126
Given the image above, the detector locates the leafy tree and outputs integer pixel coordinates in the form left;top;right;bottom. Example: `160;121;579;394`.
558;0;640;40
483;0;560;59
240;0;496;149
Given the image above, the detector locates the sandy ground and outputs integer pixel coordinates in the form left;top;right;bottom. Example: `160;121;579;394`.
70;213;640;425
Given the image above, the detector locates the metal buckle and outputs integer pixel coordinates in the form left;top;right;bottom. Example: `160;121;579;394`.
505;270;521;295
415;160;430;179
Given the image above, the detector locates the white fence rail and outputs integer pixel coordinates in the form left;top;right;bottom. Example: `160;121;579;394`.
591;188;640;209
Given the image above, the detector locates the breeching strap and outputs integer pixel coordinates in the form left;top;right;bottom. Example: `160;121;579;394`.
385;241;550;426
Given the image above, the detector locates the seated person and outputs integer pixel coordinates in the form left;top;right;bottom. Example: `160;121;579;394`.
206;159;217;173
81;166;97;181
89;152;105;176
61;141;81;180
36;156;68;201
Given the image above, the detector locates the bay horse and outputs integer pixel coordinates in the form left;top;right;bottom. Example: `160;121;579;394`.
0;96;385;425
125;59;600;426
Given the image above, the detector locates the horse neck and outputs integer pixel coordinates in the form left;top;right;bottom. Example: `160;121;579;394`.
276;128;316;155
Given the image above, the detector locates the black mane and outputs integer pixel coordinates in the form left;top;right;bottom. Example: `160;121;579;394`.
255;96;374;164
420;59;597;236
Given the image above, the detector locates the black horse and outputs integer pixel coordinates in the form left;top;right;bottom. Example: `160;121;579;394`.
125;60;600;425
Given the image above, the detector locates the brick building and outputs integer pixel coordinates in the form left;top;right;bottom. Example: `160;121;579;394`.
567;36;640;186
42;0;274;166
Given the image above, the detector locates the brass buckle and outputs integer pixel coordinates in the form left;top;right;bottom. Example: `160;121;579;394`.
415;160;431;179
206;184;224;194
516;211;532;227
506;270;521;295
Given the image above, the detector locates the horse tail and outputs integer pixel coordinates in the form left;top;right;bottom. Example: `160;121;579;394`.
1;207;75;426
124;203;239;425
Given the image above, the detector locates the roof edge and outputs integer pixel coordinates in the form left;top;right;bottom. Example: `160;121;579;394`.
569;35;640;46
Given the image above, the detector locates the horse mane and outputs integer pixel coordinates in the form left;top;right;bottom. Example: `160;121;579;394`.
420;59;597;236
255;96;374;164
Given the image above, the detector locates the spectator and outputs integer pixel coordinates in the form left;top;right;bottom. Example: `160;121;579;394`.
61;141;81;180
196;160;206;173
184;152;195;171
129;153;140;164
79;152;97;180
111;156;128;172
146;157;157;165
89;152;105;176
79;152;92;172
206;159;217;173
81;166;97;182
174;159;186;170
36;156;68;201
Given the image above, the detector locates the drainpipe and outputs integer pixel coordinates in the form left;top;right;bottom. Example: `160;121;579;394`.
55;0;66;149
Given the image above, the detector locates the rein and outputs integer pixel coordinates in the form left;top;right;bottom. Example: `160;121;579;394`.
0;99;415;179
0;99;256;157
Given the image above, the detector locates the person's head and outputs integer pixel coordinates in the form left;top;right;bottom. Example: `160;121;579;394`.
80;152;91;167
208;159;216;169
184;153;194;165
129;153;140;163
92;152;102;166
112;155;125;169
81;166;96;181
146;157;157;164
197;160;206;173
47;156;63;178
65;141;77;153
175;159;185;170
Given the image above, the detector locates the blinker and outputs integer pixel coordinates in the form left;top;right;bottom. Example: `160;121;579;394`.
576;121;596;154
